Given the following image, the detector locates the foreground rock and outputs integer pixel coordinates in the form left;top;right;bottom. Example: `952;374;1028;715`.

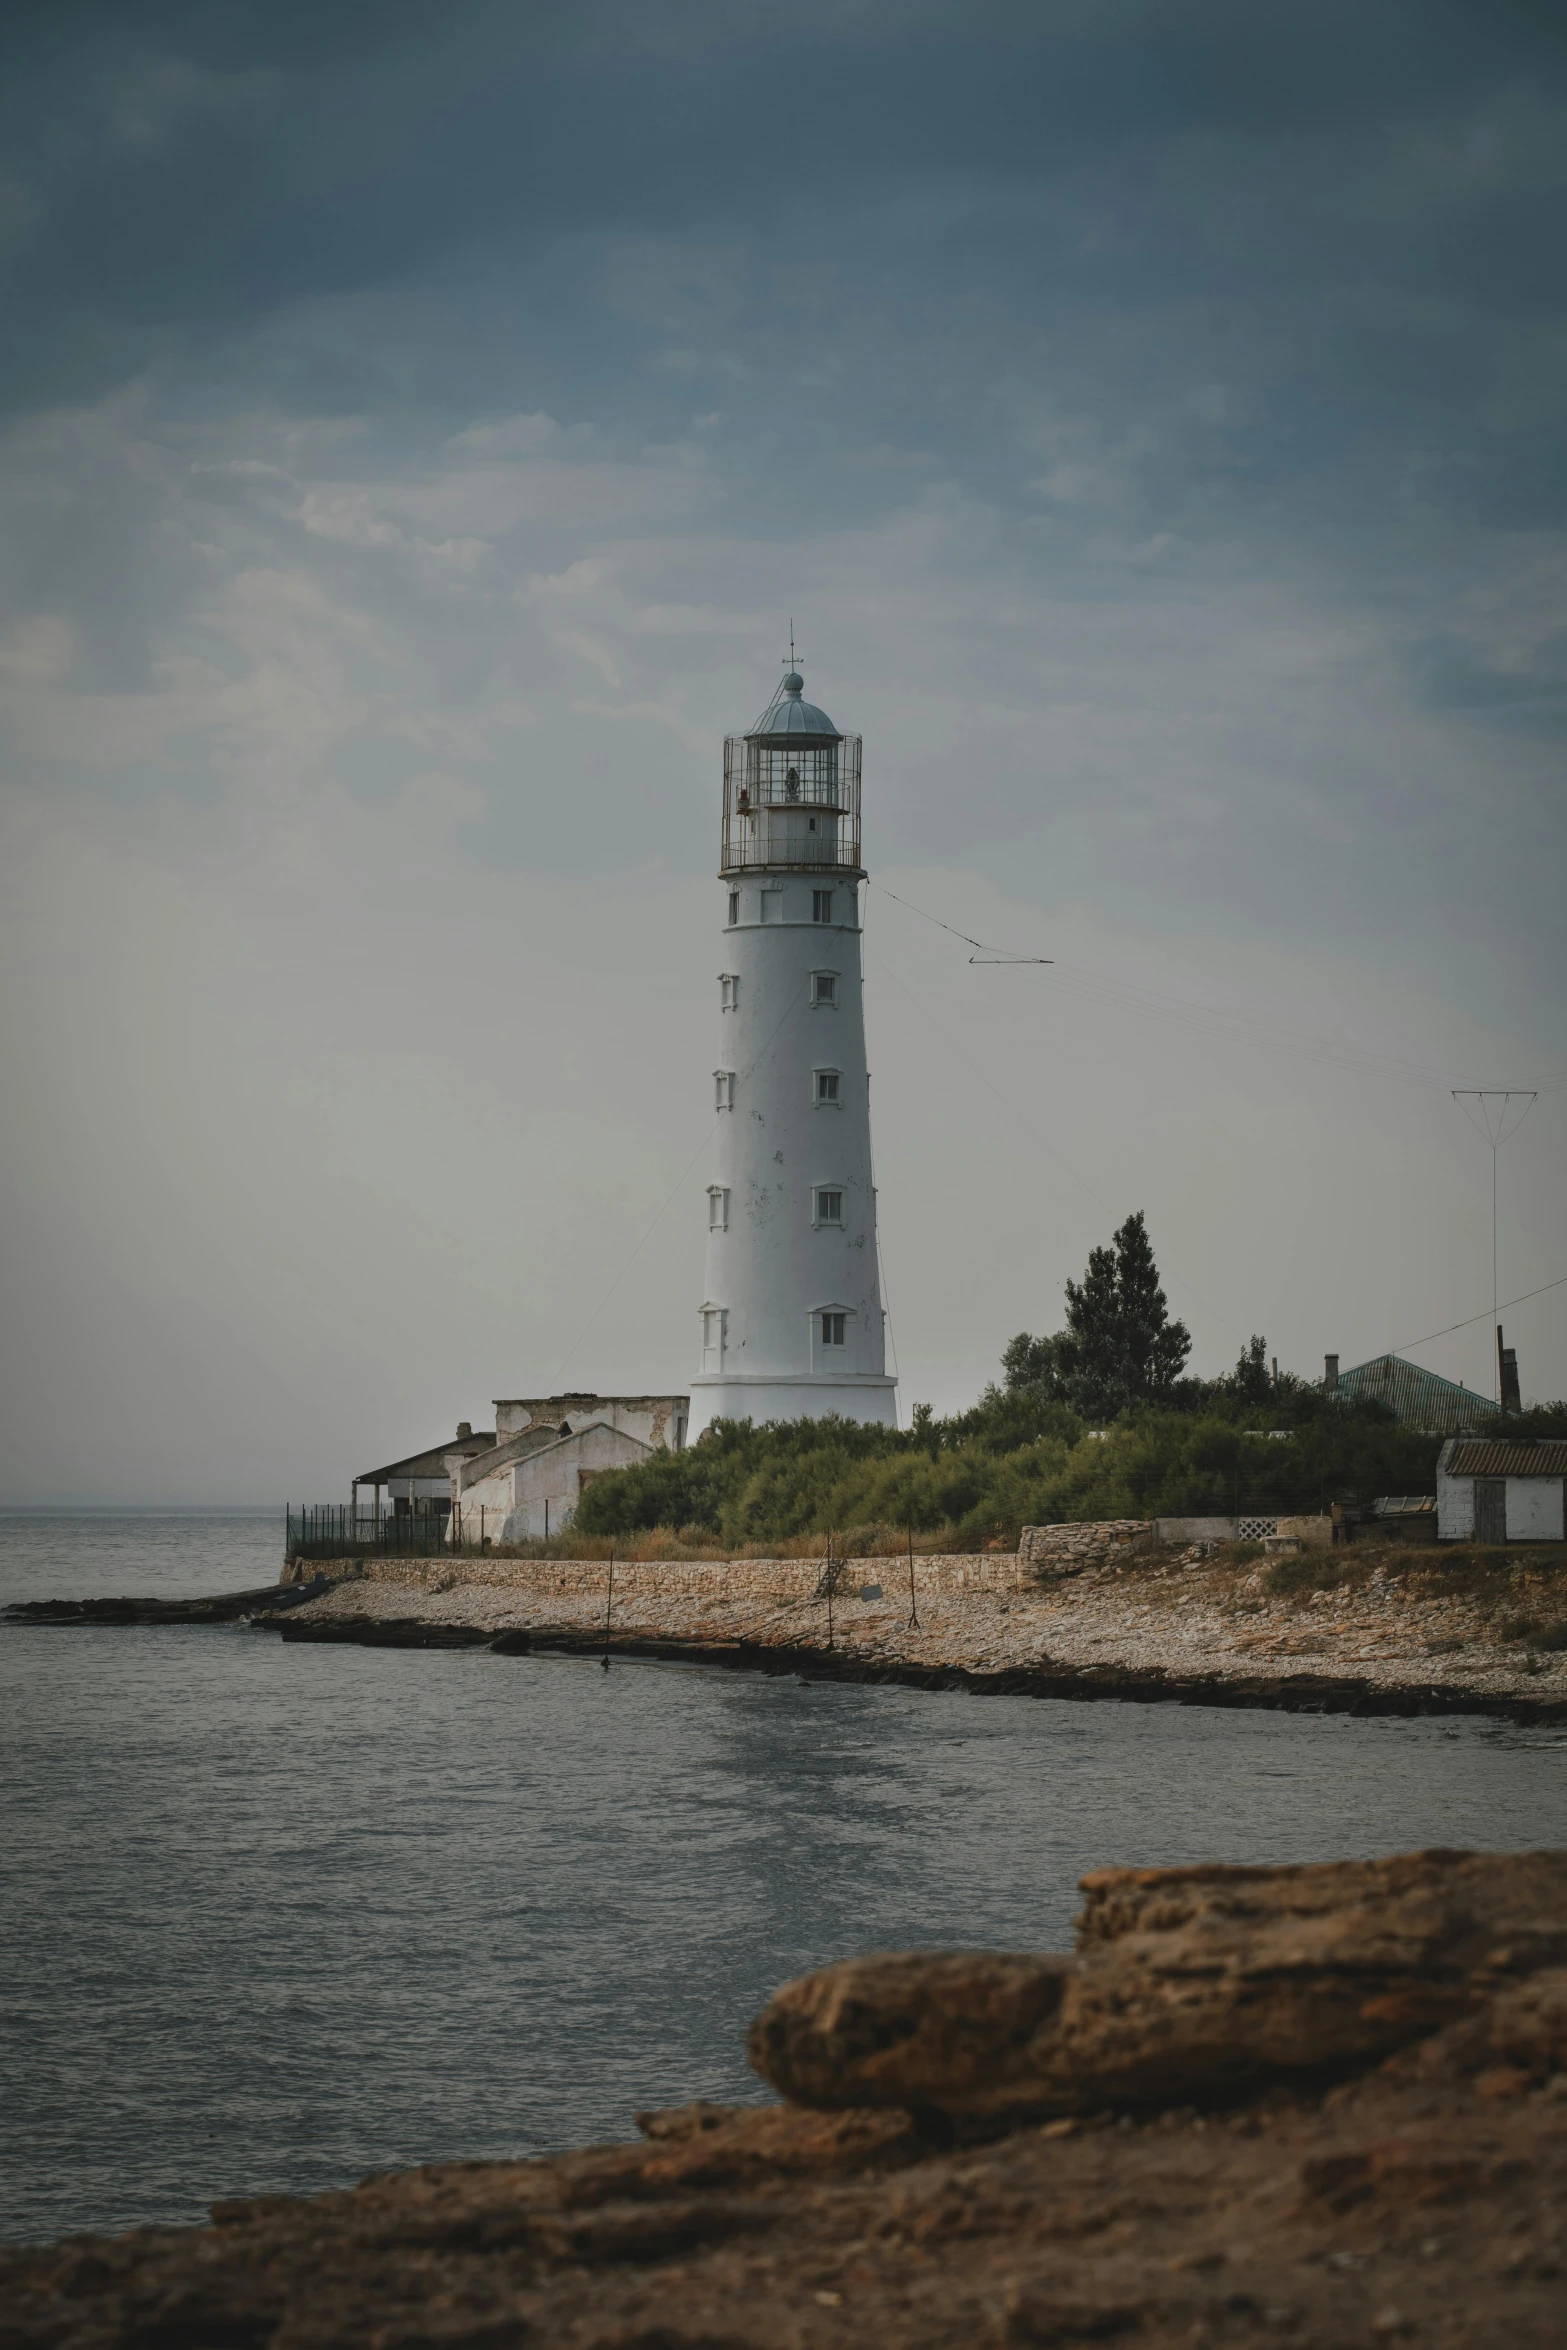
749;1849;1567;2119
4;1850;1566;2348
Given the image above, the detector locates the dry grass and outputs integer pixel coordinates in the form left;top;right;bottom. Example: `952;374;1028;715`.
1081;1538;1567;1650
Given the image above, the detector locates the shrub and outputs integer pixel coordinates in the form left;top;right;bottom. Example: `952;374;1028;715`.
572;1390;1452;1554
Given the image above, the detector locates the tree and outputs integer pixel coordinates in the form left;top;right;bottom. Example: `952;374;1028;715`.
1230;1335;1272;1407
1004;1211;1191;1419
1000;1330;1069;1396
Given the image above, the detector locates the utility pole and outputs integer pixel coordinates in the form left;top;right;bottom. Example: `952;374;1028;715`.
1452;1092;1537;1403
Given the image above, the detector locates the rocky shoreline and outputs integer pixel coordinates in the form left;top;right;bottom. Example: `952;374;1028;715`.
251;1537;1567;1725
12;1535;1567;1724
271;1617;1567;1727
6;1845;1565;2347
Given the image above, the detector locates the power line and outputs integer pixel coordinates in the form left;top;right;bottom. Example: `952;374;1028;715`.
1393;1273;1567;1358
875;885;1567;1095
1452;1090;1538;1402
865;935;1246;1344
877;886;1051;964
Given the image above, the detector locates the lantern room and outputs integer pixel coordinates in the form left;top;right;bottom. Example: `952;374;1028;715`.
720;669;863;876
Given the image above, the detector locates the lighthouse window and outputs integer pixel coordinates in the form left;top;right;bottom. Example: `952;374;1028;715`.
714;1069;736;1111
701;1306;727;1370
812;890;833;923
707;1186;730;1231
821;1312;846;1348
752;743;839;798
814;1069;840;1105
728;891;739;926
814;1188;844;1226
809;971;837;1007
719;973;739;1011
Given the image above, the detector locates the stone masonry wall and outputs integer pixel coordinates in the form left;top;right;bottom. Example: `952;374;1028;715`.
1018;1521;1154;1578
297;1551;1028;1603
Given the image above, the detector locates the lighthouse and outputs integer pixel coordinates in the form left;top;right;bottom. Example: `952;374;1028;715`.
688;663;898;1438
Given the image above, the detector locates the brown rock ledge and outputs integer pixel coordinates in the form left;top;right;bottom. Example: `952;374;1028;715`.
5;1849;1566;2349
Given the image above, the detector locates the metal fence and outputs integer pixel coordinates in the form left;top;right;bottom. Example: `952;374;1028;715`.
286;1506;452;1561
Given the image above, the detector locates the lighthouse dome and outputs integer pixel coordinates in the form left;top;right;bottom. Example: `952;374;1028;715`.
750;671;839;739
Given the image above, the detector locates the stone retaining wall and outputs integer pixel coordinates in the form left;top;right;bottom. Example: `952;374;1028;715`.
1018;1521;1153;1578
305;1550;1028;1603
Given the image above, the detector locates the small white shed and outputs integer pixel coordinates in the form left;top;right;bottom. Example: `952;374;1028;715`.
1435;1438;1567;1543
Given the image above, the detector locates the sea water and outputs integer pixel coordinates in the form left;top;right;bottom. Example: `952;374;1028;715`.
3;1508;1565;2246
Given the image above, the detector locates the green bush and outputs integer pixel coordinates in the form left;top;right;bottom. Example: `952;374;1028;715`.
573;1389;1457;1551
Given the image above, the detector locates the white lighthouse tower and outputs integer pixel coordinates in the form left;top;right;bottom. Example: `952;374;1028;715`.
688;662;898;1438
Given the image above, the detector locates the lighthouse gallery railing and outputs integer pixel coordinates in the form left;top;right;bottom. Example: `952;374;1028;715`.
720;732;862;875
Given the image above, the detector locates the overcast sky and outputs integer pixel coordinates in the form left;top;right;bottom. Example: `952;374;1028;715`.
1;0;1564;1503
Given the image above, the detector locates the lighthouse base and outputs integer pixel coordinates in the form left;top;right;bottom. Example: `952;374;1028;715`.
687;1373;898;1441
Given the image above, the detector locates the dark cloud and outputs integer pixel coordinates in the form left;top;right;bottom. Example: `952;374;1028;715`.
2;3;1563;382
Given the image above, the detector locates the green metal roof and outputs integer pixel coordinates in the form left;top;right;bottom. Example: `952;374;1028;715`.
1336;1353;1498;1433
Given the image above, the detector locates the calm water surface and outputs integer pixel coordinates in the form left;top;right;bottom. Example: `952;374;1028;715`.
3;1509;1565;2246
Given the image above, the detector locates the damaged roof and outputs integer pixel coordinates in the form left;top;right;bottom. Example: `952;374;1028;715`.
356;1430;495;1483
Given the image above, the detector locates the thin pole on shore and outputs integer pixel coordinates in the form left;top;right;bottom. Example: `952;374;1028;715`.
602;1547;614;1670
825;1532;834;1651
907;1522;920;1629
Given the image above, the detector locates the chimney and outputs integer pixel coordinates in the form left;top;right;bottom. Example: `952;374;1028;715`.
1497;1329;1521;1414
1324;1354;1339;1394
456;1421;472;1441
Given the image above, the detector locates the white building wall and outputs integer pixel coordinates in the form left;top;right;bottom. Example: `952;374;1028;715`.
1506;1477;1565;1541
690;872;896;1435
454;1421;653;1544
1435;1442;1474;1541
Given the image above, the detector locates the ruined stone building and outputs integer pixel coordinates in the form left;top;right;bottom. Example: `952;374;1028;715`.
447;1393;688;1544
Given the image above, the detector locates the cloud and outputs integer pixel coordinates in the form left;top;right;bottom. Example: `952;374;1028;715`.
0;0;1564;1495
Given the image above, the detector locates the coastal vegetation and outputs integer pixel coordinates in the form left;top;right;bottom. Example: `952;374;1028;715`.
576;1211;1566;1552
573;1394;1441;1552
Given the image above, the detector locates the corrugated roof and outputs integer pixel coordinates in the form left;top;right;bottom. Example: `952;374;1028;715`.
1372;1494;1437;1515
1446;1440;1567;1478
1335;1353;1498;1433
